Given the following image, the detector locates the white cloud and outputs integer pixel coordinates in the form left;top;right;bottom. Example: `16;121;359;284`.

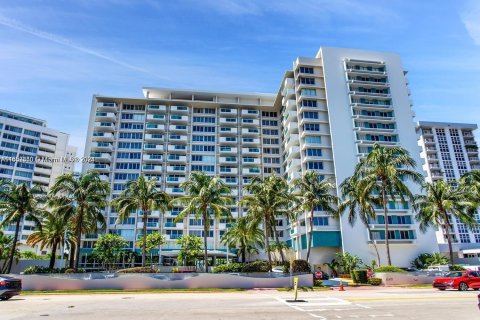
461;0;480;45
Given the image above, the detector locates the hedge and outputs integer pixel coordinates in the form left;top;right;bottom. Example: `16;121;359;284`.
368;277;382;286
352;269;368;284
374;265;406;273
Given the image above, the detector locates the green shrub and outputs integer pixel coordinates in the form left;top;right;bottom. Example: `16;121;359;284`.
374;265;406;273
350;271;358;283
117;267;159;273
449;265;466;271
290;260;311;273
23;266;57;274
353;269;368;284
241;261;271;272
212;263;244;273
368;277;382;286
64;268;75;274
314;280;323;287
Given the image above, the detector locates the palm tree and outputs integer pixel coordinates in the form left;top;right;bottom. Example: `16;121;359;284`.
0;182;46;273
221;216;263;263
460;170;480;197
111;175;171;268
171;171;232;273
26;211;73;269
414;180;476;264
240;175;296;269
49;172;110;270
353;143;423;265
293;171;339;263
339;176;381;265
0;231;19;274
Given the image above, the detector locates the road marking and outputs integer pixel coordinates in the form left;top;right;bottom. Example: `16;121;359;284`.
356;304;372;309
308;313;326;319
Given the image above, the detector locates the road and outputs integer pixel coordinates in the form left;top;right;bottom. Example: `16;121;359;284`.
1;287;478;320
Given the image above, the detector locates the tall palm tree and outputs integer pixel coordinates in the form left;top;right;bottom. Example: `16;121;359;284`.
221;216;264;263
414;180;476;264
0;231;19;274
111;175;171;268
293;171;339;263
26;211;73;269
460;170;480;196
339;176;381;265
171;171;232;272
0;182;46;273
49;172;110;270
240;175;296;269
353;143;423;265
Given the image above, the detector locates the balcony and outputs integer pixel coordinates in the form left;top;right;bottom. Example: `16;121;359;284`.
463;131;474;137
143;164;162;172
169;125;188;133
90;152;112;162
285;99;296;111
167;165;186;173
99;174;109;182
242;167;261;175
169;135;188;143
147;114;166;122
220;108;236;115
242;148;261;156
219;147;238;154
241;119;260;126
166;155;187;163
286;134;300;148
349;90;390;98
94;122;115;132
242;128;260;136
221;178;238;186
92;132;114;141
422;130;433;136
219;137;238;144
219;127;238;135
425;147;437;153
145;124;165;132
345;66;386;75
40;134;57;144
167;145;187;153
220;118;237;126
40;143;56;153
242;158;261;165
469;157;480;163
466;148;478;154
144;134;164;142
170;115;189;123
142;154;163;163
286;121;298;133
91;142;113;152
32;175;50;185
220;157;238;164
147;105;166;112
34;167;51;176
286;146;300;160
166;176;186;183
166;187;185;195
144;144;164;152
241;138;260;145
96;102;117;111
241;109;259;117
95;112;116;122
91;164;110;173
464;140;477;147
170;106;189;113
219;167;238;174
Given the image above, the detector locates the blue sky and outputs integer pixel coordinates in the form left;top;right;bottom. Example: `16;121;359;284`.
0;0;480;157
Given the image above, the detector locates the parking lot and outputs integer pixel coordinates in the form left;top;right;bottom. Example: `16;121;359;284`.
1;287;478;320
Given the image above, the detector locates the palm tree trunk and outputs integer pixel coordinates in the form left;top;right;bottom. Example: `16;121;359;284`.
142;209;147;268
264;216;272;271
49;241;58;270
159;212;164;265
203;210;209;273
6;217;21;273
443;210;454;265
366;223;381;265
241;245;246;263
306;208;314;263
272;222;286;263
74;212;83;271
382;186;392;265
69;242;75;269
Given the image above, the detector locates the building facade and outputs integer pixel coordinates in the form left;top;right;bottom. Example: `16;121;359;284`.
417;121;480;264
0;109;77;252
83;47;440;267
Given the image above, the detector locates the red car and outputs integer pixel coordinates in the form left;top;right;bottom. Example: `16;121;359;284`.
433;270;480;291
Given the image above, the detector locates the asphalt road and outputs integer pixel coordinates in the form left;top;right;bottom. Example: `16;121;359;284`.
1;287;478;320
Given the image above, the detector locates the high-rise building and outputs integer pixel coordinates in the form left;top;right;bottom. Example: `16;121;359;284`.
83;47;439;267
0;109;77;252
417;121;480;264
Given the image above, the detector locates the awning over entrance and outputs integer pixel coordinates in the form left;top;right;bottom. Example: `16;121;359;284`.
461;249;480;254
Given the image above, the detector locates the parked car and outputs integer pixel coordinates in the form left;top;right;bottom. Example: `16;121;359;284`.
433;270;480;291
0;276;22;301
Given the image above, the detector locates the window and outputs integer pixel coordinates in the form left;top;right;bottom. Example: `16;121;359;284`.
3;133;20;141
120;123;144;130
262;111;278;117
301;89;316;96
115;162;140;170
192;135;215;142
262;129;279;135
114;173;139;180
305;149;322;157
299;67;314;74
302;100;317;107
193;117;216;123
116;152;141;159
24;129;40;137
307;162;323;170
1;142;19;150
300;77;315;85
263;138;279;144
191;165;214;172
5;125;22;133
262;120;278;126
192;126;215;132
118;142;142;149
119;132;143;139
192;145;215;152
121;113;145;121
303;112;319;119
304;124;320;131
122;104;145;111
305;136;321;144
313;217;328;226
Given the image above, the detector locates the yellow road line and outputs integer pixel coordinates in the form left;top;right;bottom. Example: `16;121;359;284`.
347;296;476;302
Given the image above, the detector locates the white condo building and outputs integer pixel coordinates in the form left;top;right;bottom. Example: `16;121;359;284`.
0;109;77;252
417;121;480;264
83;47;439;267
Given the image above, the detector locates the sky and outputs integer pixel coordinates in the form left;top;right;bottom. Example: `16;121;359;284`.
0;0;480;158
